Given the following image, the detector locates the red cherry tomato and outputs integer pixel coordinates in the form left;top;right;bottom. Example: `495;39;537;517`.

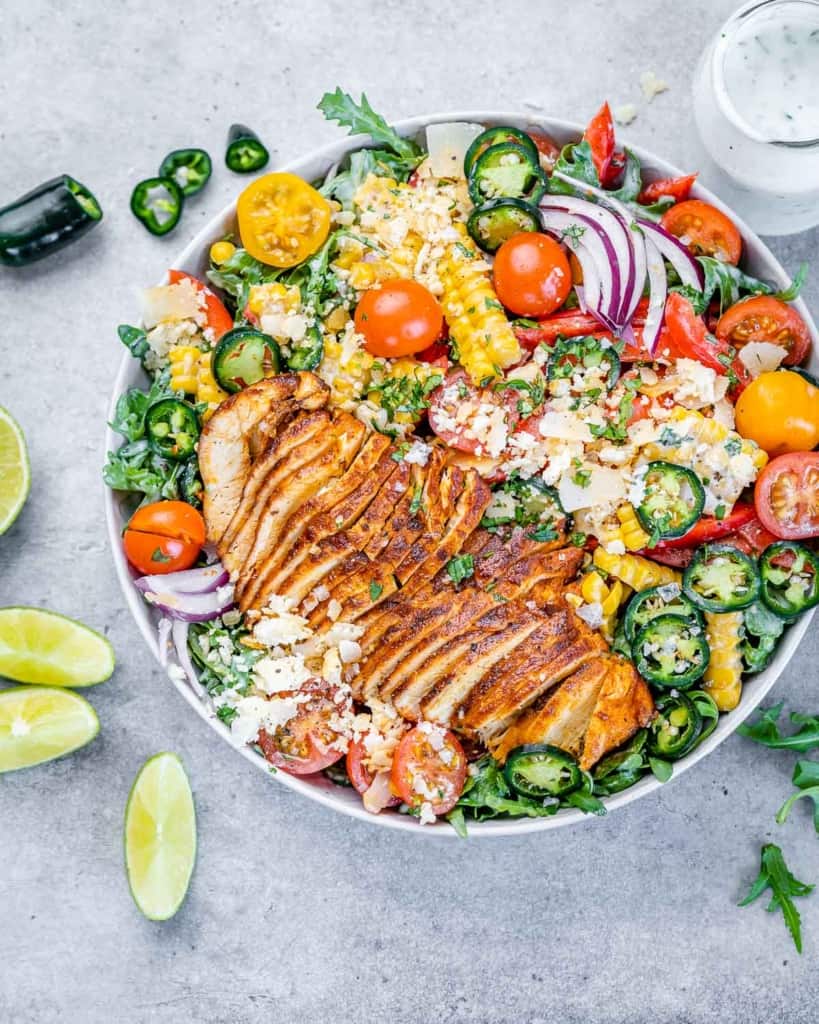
513;298;652;359
390;724;467;815
493;233;572;318
346;740;400;807
660;200;742;265
649;503;757;550
638;173;698;205
123;500;206;575
427;370;520;455
754;453;819;540
355;279;444;358
167;269;234;340
716;296;812;366
257;678;350;775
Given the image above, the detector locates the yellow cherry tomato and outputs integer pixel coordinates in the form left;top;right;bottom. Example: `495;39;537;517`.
236;172;331;268
209;240;236;265
735;370;819;456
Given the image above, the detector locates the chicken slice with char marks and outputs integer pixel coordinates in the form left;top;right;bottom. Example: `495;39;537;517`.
199;373;328;546
253;433;396;600
390;602;544;722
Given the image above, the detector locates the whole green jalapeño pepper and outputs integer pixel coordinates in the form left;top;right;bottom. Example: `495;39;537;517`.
0;175;103;266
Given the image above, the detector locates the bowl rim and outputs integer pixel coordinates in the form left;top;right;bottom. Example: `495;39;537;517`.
104;109;816;837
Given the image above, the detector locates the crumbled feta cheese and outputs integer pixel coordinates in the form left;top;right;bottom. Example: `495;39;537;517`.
254;654;311;695
418;802;437;826
403;440;433;466
738;342;788;378
230;695;300;746
669;358;729;408
613;103;638;126
339;639;362;664
640;70;669;101
576;602;604;629
327;599;342;622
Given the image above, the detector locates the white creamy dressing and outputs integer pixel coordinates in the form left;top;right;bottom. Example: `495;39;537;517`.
691;0;819;234
722;5;819;142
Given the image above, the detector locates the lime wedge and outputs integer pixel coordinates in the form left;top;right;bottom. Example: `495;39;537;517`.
0;686;99;772
125;753;197;921
0;607;115;686
0;406;30;534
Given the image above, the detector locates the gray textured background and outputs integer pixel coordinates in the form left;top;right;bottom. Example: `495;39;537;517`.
1;1;818;1021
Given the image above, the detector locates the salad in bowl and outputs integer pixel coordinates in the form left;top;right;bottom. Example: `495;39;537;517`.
104;92;819;834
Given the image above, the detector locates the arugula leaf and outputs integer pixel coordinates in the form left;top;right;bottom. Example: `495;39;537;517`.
549;139;601;192
672;258;809;317
776;760;819;835
103;440;183;502
317;89;422;162
109;370;177;443
649;756;674;783
319;147;421;206
738;703;819;752
739;844;814;953
742;603;786;674
118;324;150;364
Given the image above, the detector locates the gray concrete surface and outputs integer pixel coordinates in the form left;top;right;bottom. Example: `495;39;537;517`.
1;1;818;1021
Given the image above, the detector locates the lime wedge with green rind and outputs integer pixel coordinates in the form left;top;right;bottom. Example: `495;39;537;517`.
0;607;115;686
0;406;30;534
0;686;99;772
125;753;197;921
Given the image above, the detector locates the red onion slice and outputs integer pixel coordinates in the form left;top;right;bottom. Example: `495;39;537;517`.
638;219;704;291
134;563;230;597
157;616;173;667
171;620;206;698
538;204;623;327
142;581;235;622
642;236;668;355
549;173;648;327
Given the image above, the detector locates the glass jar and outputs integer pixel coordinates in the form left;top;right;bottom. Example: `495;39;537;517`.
692;0;819;235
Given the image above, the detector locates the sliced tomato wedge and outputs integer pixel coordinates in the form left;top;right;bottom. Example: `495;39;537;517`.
527;131;562;171
428;370;520;455
663;293;750;392
390;724;467;815
346;739;401;808
754;453;819;540
514;298;652;360
638;546;696;569
638;173;698;205
257;678;350;775
715;296;812;366
168;269;234;340
648;503;757;550
723;517;780;557
583;102;624;187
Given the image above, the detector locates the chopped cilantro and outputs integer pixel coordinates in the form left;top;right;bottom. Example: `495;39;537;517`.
369;581;383;602
447;554;475;585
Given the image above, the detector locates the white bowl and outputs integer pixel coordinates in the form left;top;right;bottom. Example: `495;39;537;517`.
104;111;817;837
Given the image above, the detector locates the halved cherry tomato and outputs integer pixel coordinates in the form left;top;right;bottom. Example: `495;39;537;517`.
735;370;819;456
638;173;698;206
428;370;520;454
416;339;450;367
527;131;561;171
258;678;350;775
346;740;400;808
236;172;331;268
167;269;234;340
123;500;206;575
660;199;742;265
754;452;819;540
355;279;444;358
583;102;624;187
716;296;812;366
493;232;572;318
390;724;467;815
663;293;750;391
